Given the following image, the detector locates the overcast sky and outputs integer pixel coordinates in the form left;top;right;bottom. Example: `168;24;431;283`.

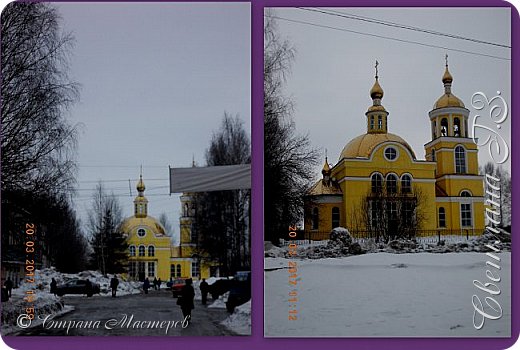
57;3;250;241
269;7;511;179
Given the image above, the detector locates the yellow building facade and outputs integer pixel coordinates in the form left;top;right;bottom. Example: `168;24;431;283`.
121;175;216;281
304;61;485;238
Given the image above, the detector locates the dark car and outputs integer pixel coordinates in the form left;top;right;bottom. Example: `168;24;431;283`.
226;271;251;313
208;279;234;300
55;279;100;297
167;278;187;298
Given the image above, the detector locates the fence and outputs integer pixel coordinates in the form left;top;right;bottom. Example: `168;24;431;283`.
296;229;484;245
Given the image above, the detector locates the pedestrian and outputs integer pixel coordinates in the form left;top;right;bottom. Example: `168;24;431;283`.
50;278;57;296
178;278;194;323
4;277;13;298
153;277;158;290
143;277;150;294
157;278;162;290
110;275;119;298
85;279;93;297
200;278;209;305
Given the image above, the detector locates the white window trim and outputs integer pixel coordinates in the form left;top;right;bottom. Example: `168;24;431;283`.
383;146;399;162
454;144;468;174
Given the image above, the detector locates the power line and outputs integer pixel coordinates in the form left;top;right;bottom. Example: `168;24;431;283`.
298;7;511;49
268;15;510;61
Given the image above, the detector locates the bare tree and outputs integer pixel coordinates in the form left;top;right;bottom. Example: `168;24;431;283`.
355;186;428;242
87;182;127;275
264;11;319;244
481;162;511;230
192;113;251;275
1;2;80;197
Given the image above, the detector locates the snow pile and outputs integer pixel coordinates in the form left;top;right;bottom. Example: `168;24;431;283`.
298;227;365;259
1;292;73;335
384;230;511;254
220;300;251;335
264;241;287;258
208;292;229;309
13;268;142;297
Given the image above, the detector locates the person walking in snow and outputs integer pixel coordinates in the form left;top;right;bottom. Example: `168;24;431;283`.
4;278;13;298
157;277;162;290
178;278;195;323
200;278;209;305
50;278;57;296
110;275;119;297
143;278;150;294
153;277;158;290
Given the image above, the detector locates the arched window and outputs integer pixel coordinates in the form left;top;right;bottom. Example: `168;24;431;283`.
311;207;319;230
378;115;383;129
460;190;472;197
455;146;466;174
432;120;437;139
129;245;136;257
453;117;461;137
332;207;340;228
371;173;383;193
176;264;182;278
386;174;398;194
138;245;145;257
464;119;468;137
431;149;436;161
461;203;472;227
184;203;189;217
370;115;374;130
148;246;155;257
438;207;446;227
401;174;412;193
441;118;448;136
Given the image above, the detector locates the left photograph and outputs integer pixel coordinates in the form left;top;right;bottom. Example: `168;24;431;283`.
1;2;251;336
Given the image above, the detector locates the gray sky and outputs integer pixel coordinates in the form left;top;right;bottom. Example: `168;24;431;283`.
269;7;511;179
56;2;250;241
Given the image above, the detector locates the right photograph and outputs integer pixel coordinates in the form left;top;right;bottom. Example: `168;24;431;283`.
264;7;511;337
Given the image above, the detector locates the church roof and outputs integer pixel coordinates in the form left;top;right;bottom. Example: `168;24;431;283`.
339;132;416;160
120;215;167;236
307;179;342;196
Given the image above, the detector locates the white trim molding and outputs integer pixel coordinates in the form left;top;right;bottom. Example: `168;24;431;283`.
435;196;484;203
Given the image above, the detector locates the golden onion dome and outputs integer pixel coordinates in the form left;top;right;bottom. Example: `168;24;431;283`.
370;78;384;99
442;66;453;84
136;175;145;192
339;133;416;160
322;157;330;173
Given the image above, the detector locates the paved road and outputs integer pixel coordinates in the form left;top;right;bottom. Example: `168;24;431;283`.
20;289;235;336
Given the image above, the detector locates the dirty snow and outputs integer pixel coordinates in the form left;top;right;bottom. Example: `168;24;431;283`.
221;300;251;335
264;252;511;337
1;268;142;334
208;292;229;309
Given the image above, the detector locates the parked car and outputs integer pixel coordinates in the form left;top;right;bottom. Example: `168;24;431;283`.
208;278;234;300
55;279;100;297
167;278;188;298
226;271;251;313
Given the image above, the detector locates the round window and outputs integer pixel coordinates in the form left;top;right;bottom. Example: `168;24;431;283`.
384;146;398;161
137;228;146;237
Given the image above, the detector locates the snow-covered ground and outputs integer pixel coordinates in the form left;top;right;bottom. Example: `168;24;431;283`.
221;300;251;335
265;252;511;337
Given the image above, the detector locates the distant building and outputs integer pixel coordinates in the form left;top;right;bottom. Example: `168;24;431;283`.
121;175;217;281
304;60;485;238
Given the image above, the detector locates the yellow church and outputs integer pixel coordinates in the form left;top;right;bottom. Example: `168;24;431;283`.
120;175;217;281
304;60;485;240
